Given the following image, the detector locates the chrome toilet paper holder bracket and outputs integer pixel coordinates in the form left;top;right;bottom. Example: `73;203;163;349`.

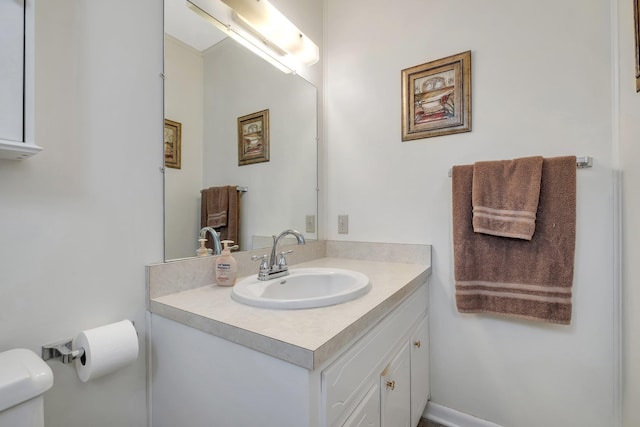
41;339;84;364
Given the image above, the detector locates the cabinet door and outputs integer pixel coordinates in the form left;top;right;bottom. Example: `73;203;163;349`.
410;316;429;427
380;344;411;427
342;382;381;427
0;0;24;142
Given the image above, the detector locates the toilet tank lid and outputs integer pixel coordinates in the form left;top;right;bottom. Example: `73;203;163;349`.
0;348;53;412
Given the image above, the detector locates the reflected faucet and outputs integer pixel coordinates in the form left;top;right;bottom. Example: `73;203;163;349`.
199;227;222;255
253;229;305;280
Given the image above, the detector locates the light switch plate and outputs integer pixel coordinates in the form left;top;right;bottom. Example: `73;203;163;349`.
305;215;316;233
338;215;349;234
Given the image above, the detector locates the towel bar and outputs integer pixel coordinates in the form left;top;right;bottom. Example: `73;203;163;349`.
236;186;248;192
447;156;592;177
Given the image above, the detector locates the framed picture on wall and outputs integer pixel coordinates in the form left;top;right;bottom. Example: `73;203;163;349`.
635;0;640;91
164;119;181;169
238;109;270;166
401;51;471;141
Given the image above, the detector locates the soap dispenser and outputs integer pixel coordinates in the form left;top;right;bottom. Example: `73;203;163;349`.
196;238;211;257
215;240;238;286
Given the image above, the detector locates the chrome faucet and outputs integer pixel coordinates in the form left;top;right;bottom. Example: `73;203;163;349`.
252;229;305;280
199;227;222;255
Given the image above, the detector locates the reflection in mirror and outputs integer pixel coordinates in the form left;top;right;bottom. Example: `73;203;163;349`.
164;0;318;261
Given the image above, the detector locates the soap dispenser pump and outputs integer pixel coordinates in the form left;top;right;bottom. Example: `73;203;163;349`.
196;238;212;257
215;240;238;287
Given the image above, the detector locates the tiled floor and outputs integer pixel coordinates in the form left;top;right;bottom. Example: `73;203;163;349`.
418;417;448;427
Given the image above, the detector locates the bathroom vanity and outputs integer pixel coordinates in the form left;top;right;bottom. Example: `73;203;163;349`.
148;241;431;427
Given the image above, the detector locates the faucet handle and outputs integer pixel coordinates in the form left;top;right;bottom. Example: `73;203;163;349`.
251;254;269;271
276;250;294;268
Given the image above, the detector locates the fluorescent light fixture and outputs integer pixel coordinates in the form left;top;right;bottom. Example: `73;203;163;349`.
220;0;318;65
186;0;294;73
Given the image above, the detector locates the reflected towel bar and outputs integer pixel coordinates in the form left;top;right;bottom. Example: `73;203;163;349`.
447;156;592;177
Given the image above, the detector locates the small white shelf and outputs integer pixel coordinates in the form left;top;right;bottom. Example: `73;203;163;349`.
0;139;43;160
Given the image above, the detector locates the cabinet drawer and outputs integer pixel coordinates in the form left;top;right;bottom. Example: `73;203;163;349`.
323;284;427;426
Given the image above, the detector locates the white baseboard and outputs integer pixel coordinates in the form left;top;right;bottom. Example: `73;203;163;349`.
424;402;505;427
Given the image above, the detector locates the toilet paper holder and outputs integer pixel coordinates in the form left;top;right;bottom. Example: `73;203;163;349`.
41;339;85;364
41;321;135;365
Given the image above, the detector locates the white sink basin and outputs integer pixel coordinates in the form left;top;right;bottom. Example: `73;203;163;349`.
231;267;371;309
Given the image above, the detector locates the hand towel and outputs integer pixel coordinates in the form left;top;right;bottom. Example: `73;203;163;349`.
472;156;543;240
201;186;228;228
452;156;576;325
200;186;241;250
207;212;227;228
220;185;240;245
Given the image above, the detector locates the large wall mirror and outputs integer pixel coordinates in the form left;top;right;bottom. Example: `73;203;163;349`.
164;0;318;261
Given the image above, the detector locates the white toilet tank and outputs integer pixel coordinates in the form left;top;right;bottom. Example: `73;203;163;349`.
0;348;53;427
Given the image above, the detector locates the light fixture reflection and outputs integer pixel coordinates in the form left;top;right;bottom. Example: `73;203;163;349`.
221;0;319;66
186;1;293;73
186;0;318;74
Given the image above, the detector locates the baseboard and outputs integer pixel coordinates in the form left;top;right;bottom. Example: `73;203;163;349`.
424;402;505;427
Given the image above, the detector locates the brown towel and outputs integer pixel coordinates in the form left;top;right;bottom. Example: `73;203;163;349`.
200;186;240;249
207;212;227;228
202;186;228;228
472;156;543;240
452;156;576;325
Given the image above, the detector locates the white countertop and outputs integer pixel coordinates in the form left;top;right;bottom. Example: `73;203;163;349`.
150;256;431;370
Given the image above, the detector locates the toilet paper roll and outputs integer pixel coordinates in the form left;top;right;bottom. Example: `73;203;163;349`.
73;320;139;383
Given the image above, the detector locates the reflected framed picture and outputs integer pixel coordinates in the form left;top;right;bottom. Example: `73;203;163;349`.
238;109;270;166
635;0;640;91
164;118;181;169
401;51;471;141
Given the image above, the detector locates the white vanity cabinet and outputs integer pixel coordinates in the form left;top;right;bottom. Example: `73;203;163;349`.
322;283;429;427
151;280;429;427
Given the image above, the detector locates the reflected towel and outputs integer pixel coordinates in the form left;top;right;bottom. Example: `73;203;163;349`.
201;186;228;228
207;212;227;228
452;156;576;325
472;156;543;240
201;186;240;249
221;186;239;245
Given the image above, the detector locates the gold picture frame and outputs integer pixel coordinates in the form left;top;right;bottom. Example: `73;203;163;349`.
635;0;640;91
164;119;181;169
401;51;471;141
238;109;270;166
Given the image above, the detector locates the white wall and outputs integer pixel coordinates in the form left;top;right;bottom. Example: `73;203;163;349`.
164;35;204;260
0;1;163;426
325;0;616;426
617;0;640;425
